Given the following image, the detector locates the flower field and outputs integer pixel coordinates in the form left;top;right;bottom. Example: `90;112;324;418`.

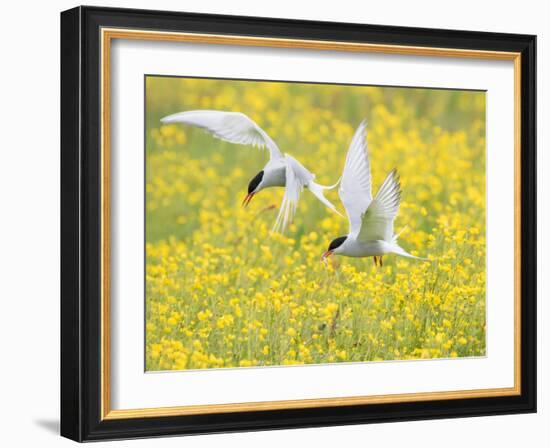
145;77;486;371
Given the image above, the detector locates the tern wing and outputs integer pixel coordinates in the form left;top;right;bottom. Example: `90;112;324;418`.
161;110;283;160
271;154;312;233
357;169;401;243
338;120;372;236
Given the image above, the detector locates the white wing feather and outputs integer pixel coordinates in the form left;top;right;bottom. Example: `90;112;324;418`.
272;155;312;233
357;169;401;243
161;110;283;160
338;120;372;236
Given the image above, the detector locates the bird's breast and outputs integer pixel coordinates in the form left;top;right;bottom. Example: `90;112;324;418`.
340;239;392;257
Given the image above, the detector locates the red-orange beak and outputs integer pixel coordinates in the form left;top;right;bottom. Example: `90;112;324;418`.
321;250;333;261
242;192;255;207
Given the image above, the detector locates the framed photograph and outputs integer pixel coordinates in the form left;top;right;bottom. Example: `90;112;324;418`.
60;6;536;442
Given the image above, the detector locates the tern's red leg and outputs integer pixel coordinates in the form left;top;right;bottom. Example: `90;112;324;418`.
380;257;383;267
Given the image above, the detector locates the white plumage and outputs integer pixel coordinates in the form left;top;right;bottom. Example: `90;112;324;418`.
161;110;342;233
323;120;428;263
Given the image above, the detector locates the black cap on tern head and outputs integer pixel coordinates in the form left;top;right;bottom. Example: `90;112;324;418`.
328;236;347;251
247;171;264;194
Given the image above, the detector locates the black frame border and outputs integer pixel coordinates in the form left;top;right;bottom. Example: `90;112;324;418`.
61;5;536;442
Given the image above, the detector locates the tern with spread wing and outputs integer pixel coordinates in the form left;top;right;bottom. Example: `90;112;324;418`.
161;110;342;233
322;120;427;266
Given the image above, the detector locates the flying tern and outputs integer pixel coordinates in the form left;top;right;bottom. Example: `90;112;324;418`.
161;110;342;233
321;120;427;266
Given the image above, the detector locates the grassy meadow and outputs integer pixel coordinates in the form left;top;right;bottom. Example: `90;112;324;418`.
145;76;486;371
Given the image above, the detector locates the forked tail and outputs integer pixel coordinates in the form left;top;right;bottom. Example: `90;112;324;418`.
308;181;344;217
390;242;430;261
318;176;341;190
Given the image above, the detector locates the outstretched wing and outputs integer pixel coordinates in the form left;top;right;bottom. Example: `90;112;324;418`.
357;169;401;243
161;110;283;160
338;120;372;236
271;154;313;233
